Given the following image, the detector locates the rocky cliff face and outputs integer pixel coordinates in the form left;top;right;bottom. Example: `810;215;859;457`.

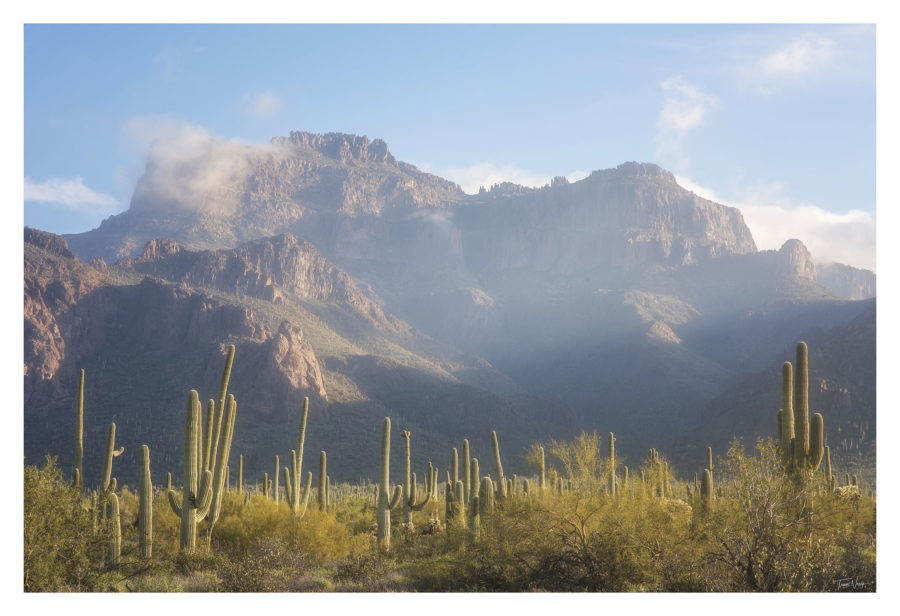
120;233;406;333
816;262;876;300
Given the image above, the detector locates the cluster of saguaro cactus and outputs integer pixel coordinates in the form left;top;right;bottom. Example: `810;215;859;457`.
283;397;313;517
376;417;403;550
777;342;825;474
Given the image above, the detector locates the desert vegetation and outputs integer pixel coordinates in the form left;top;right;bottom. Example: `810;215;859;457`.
23;341;875;592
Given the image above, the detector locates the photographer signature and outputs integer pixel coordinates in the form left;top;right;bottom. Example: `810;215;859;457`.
829;576;871;591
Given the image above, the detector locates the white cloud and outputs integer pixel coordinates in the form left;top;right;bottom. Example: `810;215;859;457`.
755;33;838;78
242;89;284;118
123;117;287;213
654;76;719;170
676;174;875;272
24;177;119;212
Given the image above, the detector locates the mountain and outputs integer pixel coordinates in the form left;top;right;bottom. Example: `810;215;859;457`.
816;262;876;300
27;130;875;482
25;228;574;486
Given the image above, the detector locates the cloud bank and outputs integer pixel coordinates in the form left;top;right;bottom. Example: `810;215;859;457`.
243;89;285;118
24;177;119;213
125;118;286;214
676;175;875;272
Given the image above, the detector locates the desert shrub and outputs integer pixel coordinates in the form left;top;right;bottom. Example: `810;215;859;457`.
24;457;108;591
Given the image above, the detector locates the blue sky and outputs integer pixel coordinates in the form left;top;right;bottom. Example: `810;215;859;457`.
23;23;876;269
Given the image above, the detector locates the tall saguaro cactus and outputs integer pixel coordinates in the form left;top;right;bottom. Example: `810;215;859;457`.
377;417;404;550
462;439;471;506
73;369;84;489
491;431;507;500
538;445;546;493
284;397;313;517
205;394;237;545
138;444;152;559
100;422;124;517
318;451;327;512
777;342;825;473
167;390;213;552
608;432;616;497
400;430;431;524
700;468;713;515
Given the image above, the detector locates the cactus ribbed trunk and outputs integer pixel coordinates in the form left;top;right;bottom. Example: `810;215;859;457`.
539;445;546;492
73;369;84;489
138;444;152;559
274;455;280;504
319;451;327;512
462;439;470;506
491;431;507;500
285;398;312;517
608;432;616;497
793;342;810;469
106;492;121;569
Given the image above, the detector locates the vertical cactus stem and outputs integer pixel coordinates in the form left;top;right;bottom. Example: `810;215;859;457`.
166;472;172;493
462;439;471;506
793;342;810;469
264;473;270;499
824;445;833;491
470;458;480;503
202;399;215;473
238;455;243;495
451;448;459;486
491;431;507;499
454;480;465;518
706;446;713;471
471;494;481;537
206;394;237;536
73;369;84;489
100;422;124;496
809;413;825;471
319;451;327;512
539;445;546;492
480;476;494;515
325;475;330;511
106;492;121;569
608;432;616;497
377;417;392;550
272;455;281;505
138;444;152;559
700;468;713;515
208;345;235;475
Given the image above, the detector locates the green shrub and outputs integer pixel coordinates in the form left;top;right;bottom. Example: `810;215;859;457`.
24;457;108;591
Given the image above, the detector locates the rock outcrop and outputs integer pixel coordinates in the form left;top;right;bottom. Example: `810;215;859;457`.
816;262;876;300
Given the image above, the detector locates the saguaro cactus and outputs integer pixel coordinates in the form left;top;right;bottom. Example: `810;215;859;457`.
706;446;713;472
205;394;237;545
167;390;213;552
824;445;835;492
318;451;327;512
608;432;616;497
377;417;404;550
106;492;121;569
778;342;825;473
138;444;152;559
274;455;280;504
238;455;243;495
470;458;480;503
284;397;313;517
538;445;546;492
462;439;471;506
400;431;431;524
73;369;84;489
491;431;507;500
700;468;713;515
100;422;124;518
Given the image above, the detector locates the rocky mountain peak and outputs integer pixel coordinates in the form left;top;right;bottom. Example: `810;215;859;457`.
777;239;817;281
277;131;396;165
25;227;75;259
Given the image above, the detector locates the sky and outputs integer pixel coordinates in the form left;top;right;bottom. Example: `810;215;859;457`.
23;23;877;270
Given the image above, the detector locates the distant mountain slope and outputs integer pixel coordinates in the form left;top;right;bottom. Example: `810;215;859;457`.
673;303;875;484
816;262;876;300
25;229;574;486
